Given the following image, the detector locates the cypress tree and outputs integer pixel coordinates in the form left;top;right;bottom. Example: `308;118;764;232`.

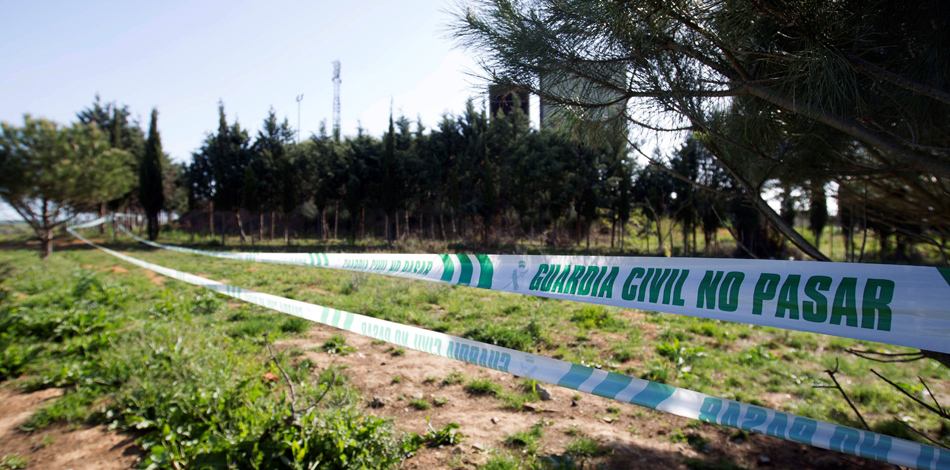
140;108;165;241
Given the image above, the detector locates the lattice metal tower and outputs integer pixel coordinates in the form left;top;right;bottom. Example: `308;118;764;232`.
332;60;341;141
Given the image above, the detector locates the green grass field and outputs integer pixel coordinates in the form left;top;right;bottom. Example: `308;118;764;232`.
1;229;948;469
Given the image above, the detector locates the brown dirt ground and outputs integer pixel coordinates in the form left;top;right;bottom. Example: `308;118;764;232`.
0;385;141;469
273;325;892;470
0;322;893;470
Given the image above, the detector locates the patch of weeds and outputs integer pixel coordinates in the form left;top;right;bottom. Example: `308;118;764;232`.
655;337;706;378
321;334;356;355
228;316;280;338
0;454;28;470
640;360;671;384
442;370;464;386
371;339;386;345
20;387;99;431
433;396;448;407
409;398;431;410
606;406;621;415
338;273;366;295
480;453;525;470
192;293;220;315
37;435;55;448
571;306;621;331
504;421;547;454
565;436;609;458
423;376;438;384
390;347;405;357
408;420;464;448
464;377;501;396
611;335;642;363
564;425;582;437
737;346;776;367
500;379;542;410
668;429;710;451
391;375;403;384
279;316;310;334
463;321;544;352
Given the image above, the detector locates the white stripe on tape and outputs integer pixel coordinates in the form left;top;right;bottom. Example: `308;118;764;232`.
108;215;950;355
70;221;950;470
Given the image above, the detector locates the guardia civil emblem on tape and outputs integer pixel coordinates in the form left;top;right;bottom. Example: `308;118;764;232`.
69;218;950;470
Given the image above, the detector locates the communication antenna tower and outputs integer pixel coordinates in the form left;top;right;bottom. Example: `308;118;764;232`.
332;60;341;141
295;94;303;144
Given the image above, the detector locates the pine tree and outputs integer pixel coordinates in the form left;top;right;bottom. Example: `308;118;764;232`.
139;109;165;241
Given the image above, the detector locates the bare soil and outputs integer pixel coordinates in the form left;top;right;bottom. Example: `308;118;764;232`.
0;319;890;470
0;385;141;469
274;325;891;470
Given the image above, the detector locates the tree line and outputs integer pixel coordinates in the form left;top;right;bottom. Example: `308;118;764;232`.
181;96;837;259
1;86;938;263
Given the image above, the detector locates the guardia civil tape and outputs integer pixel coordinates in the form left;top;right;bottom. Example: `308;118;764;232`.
69;221;949;470
109;215;950;355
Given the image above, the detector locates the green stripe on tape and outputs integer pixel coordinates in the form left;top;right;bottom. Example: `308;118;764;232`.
457;254;473;286
917;445;950;469
439;254;455;282
556;363;595;390
475;254;493;289
342;311;354;331
309;253;317;266
631;381;676;408
938;267;950;288
322;253;329;265
591;372;633;399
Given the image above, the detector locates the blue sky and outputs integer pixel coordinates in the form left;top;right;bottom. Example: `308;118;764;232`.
1;0;510;219
1;0;495;161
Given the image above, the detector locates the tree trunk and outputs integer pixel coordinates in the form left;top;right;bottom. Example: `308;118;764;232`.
321;209;328;241
284;212;290;245
395;210;400;240
450;209;457;241
99;203;106;235
439;212;446;241
271;211;276;241
260;212;264;242
334;201;339;240
404;210;410;240
209;201;215;237
235;210;247;243
386;213;393;248
147;212;159;241
221;213;226;246
360;206;365;240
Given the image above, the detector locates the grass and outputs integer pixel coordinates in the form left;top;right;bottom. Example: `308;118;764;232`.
442;370;465;386
565;436;610;458
0;454;28;470
504;420;548;455
4;228;950;460
464;377;502;396
409;398;431;410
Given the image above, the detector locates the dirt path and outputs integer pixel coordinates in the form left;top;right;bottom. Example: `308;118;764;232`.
0;385;141;470
277;325;890;470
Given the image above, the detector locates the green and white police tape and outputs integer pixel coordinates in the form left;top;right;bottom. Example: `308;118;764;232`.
70;219;949;469
108;214;950;355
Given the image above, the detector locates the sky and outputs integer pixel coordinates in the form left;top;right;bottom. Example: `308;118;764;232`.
1;0;519;219
0;0;506;160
